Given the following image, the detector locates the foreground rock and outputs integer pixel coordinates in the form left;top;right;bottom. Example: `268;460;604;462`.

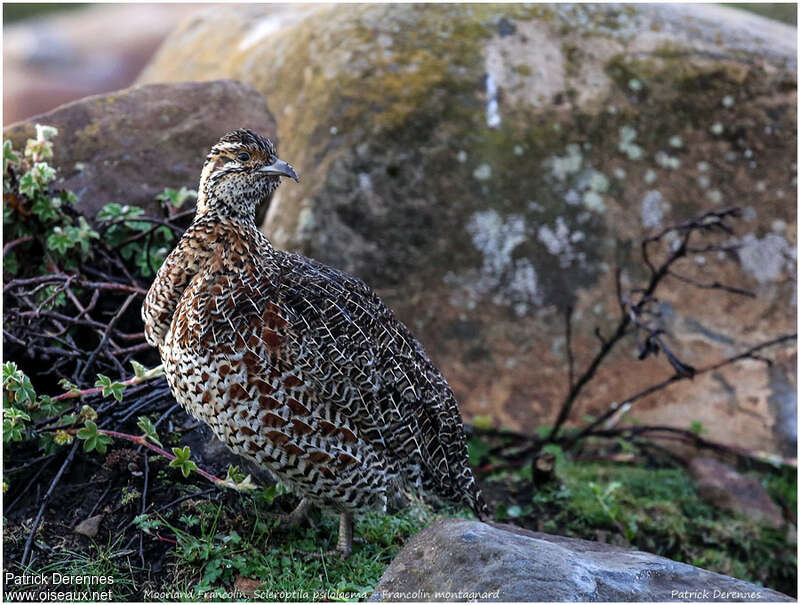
689;457;785;528
138;4;797;456
370;519;792;602
4;80;277;218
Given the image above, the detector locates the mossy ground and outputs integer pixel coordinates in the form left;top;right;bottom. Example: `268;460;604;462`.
479;437;797;598
5;433;795;601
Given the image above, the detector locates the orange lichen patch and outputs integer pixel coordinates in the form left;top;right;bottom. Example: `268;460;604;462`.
284;443;306;457
337;452;359;467
286;397;311;416
262;412;288;428
336;427;358;444
307;450;332;464
229;383;249;400
266;430;290;445
290;418;314;436
258;395;281;410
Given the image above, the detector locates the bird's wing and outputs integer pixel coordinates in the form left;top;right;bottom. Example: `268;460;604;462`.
273;252;476;504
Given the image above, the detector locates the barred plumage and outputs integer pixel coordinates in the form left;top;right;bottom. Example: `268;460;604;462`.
142;129;488;556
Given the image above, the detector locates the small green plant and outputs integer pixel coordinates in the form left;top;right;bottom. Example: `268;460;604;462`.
4;127;196;281
156;186;197;210
76;420;113;454
120;486;141;506
136;416;163;447
170;446;199;478
2;362;71;446
94;374;127;402
3;126;99;274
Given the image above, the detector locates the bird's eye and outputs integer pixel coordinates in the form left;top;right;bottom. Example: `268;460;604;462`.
237;152;250;162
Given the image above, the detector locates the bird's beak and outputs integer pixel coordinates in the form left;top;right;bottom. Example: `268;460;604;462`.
259;158;299;182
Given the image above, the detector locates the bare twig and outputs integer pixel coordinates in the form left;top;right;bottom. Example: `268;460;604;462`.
3;235;33;257
668;270;756;298
78;293;137;382
563;332;797;449
564;305;575;391
546;207;747;444
21;441;80;567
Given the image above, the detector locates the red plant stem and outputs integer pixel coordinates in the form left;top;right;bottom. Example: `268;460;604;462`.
52;367;162;401
95;429;227;486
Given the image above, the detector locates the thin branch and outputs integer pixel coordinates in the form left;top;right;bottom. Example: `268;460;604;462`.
564;305;575;391
78;293;137;381
668;270;756;298
3;235;33;257
545;207;745;444
21;441;80;567
563;332;797;448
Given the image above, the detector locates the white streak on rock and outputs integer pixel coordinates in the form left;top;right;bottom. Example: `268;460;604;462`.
486;73;501;129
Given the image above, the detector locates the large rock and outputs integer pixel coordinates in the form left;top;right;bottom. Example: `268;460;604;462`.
4;80;277;218
139;5;794;455
370;519;792;602
688;457;785;528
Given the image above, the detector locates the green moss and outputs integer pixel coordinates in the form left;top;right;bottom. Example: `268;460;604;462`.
514;64;532;77
534;459;796;596
153;494;472;601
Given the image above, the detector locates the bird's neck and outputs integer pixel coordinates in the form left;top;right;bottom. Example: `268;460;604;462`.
196;189;259;226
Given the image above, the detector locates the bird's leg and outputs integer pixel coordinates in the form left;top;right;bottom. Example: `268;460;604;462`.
271;497;313;529
293;512;355;559
336;511;354;557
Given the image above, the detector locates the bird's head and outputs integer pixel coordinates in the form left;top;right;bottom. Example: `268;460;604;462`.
197;128;298;221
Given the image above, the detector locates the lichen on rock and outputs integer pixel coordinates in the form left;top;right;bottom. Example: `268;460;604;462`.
137;3;796;452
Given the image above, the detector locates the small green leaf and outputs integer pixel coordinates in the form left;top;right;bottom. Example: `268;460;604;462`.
31;195;61;222
170;445;198;478
137;416;162;447
79;404;98;422
225;465;246;483
58;378;80;395
3;140;19;172
94;374;126;402
130;360;147;378
689;420;707;435
133;513;162;534
76;420;112;454
18;171;39;198
156;186;197;209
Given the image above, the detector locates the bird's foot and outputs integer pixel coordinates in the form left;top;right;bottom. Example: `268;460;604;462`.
292;511;355;559
269;498;313;530
292;545;352;560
